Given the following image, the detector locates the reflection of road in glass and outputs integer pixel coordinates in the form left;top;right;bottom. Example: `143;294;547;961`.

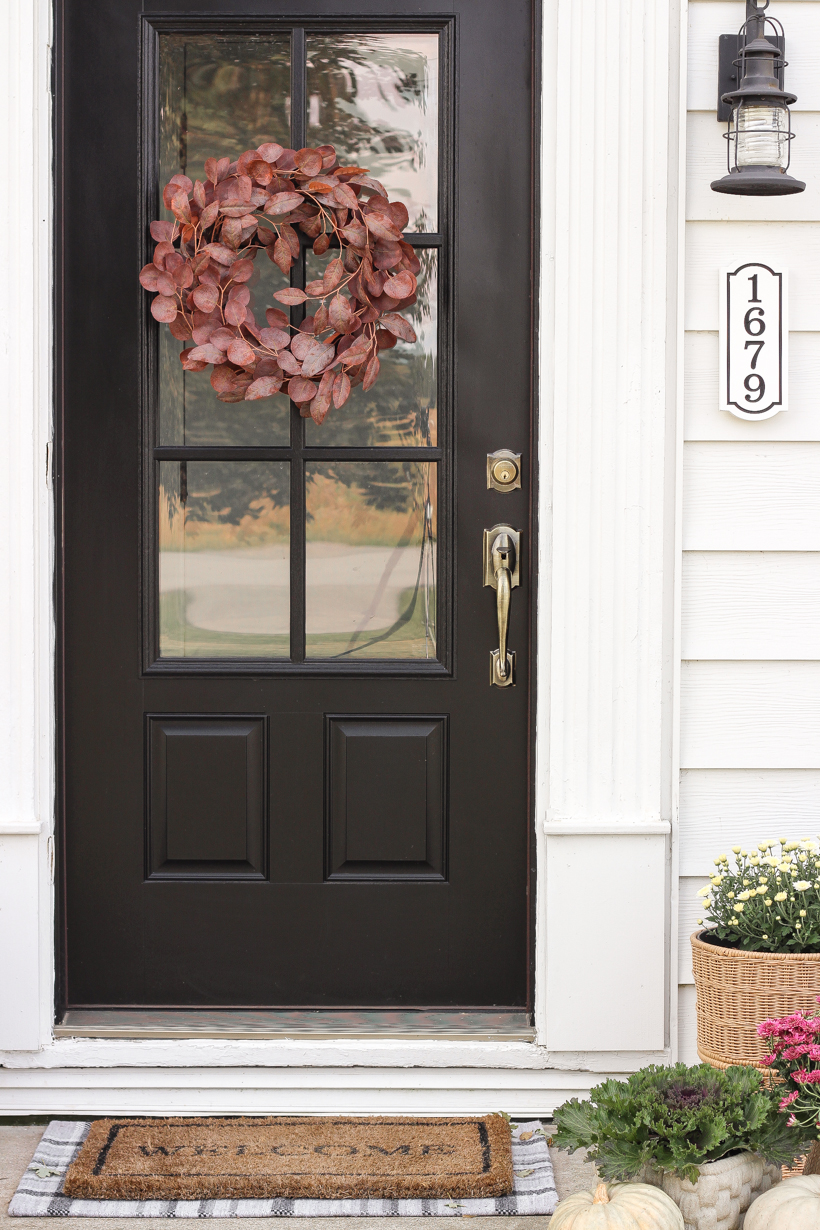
159;542;435;642
160;546;289;635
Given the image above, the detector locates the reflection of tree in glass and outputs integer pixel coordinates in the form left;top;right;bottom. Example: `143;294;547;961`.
160;36;291;185
182;462;289;526
306;35;437;231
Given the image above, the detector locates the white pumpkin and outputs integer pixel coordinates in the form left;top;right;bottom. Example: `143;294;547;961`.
551;1180;685;1229
744;1173;820;1229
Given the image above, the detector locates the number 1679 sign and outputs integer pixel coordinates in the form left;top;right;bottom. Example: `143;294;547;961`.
719;263;787;420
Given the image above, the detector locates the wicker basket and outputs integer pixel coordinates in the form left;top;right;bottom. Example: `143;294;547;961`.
691;930;820;1069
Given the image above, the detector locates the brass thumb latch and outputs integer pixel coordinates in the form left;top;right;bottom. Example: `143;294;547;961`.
483;524;521;688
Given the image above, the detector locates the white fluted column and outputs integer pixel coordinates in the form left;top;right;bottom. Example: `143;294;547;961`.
536;0;684;1054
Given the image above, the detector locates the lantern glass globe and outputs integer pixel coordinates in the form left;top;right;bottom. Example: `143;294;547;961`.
733;103;790;167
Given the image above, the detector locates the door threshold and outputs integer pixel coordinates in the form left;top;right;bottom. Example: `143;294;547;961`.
55;1009;535;1041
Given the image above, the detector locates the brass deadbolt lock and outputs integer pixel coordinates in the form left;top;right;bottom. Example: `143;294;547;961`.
487;449;522;493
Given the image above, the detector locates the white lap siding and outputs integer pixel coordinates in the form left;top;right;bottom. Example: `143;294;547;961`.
679;0;820;1058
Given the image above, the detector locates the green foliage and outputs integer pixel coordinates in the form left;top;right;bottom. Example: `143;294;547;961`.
699;838;820;953
553;1063;809;1184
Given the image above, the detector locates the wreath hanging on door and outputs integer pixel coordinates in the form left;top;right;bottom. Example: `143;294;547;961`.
140;142;420;425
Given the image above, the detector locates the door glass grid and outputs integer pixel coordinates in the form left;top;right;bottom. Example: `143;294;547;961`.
154;29;443;665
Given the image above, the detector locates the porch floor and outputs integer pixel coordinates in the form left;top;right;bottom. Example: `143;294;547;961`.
0;1125;599;1227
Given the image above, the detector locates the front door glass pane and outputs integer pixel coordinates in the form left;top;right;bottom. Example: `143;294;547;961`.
304;251;437;447
306;34;439;232
159;461;290;657
305;462;437;660
158;34;292;446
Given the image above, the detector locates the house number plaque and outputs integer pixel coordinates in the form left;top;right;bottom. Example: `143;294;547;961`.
719;262;788;420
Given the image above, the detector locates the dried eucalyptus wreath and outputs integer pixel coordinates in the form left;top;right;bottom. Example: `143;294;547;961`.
140;141;420;425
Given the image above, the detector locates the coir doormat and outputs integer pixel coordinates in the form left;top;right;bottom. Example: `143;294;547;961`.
62;1117;512;1201
9;1119;558;1217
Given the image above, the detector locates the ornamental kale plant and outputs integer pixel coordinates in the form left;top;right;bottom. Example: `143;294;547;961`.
697;837;820;952
760;1000;820;1140
552;1063;807;1183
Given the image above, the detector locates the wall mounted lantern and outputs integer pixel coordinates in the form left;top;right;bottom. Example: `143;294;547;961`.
712;0;805;196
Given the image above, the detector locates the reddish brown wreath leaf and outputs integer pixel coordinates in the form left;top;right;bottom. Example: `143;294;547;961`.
363;352;380;391
246;159;273;185
208;327;237;351
277;350;302;376
313;233;330;256
265;191;305;216
155;271;176;296
224;298;247;326
295;148;323;177
380;312;417;343
257;142;284;164
382;270;416;299
313;302;329;333
349;173;388;198
139;263;160;291
196;201;218;229
301;340;336;378
274;287;307;305
172;263;194;289
227;338;257;367
188;343;227;365
230;258;255;283
180;348;208;372
151;295;179;323
323;259;344;293
340;222;367;247
329;293;354;334
309;369;335;425
153;241;174;270
331;371;351;409
221;217;242;249
300;214;324;240
266;307;289;329
273;237;292;275
260;326;290;351
245;375;282;400
279;223;300;258
203;242;238;266
192;283;219;314
332;183;359;211
204;157;219;184
376;328;397;350
338;334;372;366
171;190;193;225
169;314;192;341
290;333;315;361
288;376;318;403
150;220;176;243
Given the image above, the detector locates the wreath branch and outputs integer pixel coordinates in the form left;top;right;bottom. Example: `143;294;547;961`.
140;141;420;424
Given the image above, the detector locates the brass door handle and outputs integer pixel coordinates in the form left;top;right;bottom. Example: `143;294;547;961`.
483;525;521;687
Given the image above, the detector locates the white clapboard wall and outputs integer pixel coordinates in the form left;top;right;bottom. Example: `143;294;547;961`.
680;0;820;1051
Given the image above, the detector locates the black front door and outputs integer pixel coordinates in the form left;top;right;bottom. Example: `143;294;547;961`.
58;0;535;1011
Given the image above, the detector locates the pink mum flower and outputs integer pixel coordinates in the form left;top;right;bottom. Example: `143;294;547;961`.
779;1090;800;1110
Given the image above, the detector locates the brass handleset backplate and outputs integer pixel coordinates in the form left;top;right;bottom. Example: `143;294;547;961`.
486;449;522;493
483;524;521;688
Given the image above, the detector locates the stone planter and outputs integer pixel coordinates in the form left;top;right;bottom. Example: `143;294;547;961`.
691;930;820;1070
643;1152;780;1230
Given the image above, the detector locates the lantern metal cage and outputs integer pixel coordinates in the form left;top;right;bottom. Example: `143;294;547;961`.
711;0;805;196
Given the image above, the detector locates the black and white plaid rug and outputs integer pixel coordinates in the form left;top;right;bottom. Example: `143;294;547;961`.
8;1120;558;1217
